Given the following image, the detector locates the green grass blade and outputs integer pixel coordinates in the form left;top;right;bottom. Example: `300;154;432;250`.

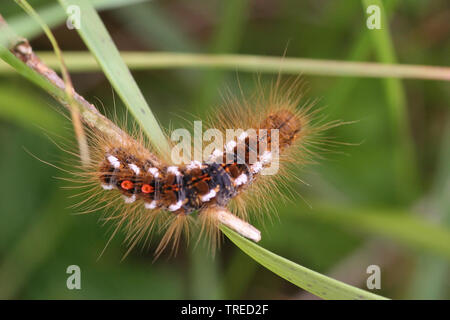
221;226;388;300
57;0;170;155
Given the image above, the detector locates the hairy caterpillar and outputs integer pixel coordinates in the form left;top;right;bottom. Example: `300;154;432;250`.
64;78;340;258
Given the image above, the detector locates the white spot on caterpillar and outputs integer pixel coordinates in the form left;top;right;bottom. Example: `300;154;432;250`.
123;194;136;204
187;160;202;170
145;200;158;209
238;131;248;141
234;174;248;186
201;189;217;202
167;166;181;176
251;161;263;173
148;167;159;178
260;151;272;164
101;184;114;190
209;148;223;161
107;155;120;169
168;200;183;211
226;140;237;152
128;163;141;175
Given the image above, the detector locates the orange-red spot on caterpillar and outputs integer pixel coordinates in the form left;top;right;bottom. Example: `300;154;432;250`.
121;180;134;190
141;184;154;193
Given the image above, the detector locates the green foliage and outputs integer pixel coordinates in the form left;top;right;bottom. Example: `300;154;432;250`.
0;0;448;299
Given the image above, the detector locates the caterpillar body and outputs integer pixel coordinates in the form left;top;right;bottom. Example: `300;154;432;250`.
68;79;337;258
98;109;300;215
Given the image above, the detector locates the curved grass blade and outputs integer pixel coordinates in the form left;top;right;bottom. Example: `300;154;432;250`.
58;0;170;155
221;226;388;300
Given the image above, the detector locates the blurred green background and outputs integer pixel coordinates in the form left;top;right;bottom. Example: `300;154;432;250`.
0;0;449;299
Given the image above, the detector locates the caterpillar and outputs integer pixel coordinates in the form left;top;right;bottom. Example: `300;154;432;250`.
65;78;340;258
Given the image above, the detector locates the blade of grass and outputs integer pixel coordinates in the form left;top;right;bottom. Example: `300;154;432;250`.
221;226;388;300
187;0;248;296
0;83;63;134
57;0;170;155
1;51;448;81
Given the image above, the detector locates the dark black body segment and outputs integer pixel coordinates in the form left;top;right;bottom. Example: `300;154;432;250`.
205;163;236;206
99;150;254;214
